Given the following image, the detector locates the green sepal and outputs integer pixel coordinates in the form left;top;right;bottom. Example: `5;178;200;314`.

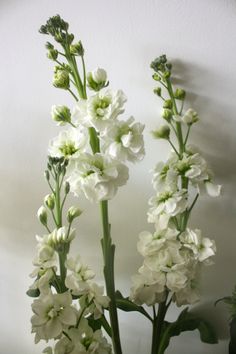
87;314;112;337
26;287;40;298
115;290;152;322
157;307;218;354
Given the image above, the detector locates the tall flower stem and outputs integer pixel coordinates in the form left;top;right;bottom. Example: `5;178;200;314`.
100;200;123;354
67;52;122;354
151;297;168;354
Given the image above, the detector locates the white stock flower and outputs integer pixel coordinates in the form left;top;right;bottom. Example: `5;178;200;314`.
55;320;112;354
31;291;77;343
148;189;188;222
47;227;76;247
176;153;208;184
130;266;166;306
144;246;188;292
48;127;87;159
34;235;58;269
173;271;200;306
180;228;216;262
91;68;107;83
67;153;129;202
65;256;95;294
29;268;54;295
182;108;199;124
101;117;145;162
137;227;178;257
79;282;110;319
152;160;178;192
73;90;127;132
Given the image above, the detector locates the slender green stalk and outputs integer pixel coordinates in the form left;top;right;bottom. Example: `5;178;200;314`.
100;200;122;354
151;297;168;354
66;49;122;354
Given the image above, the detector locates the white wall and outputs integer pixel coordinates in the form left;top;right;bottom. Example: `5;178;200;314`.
0;0;235;353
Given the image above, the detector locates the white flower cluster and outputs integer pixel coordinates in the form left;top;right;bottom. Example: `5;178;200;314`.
49;68;145;203
130;147;220;307
29;232;111;353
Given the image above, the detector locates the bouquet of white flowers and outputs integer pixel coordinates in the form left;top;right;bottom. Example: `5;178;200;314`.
27;15;221;354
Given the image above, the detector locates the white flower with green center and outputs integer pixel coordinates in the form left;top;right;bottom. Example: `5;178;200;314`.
176;153;209;184
48;127;87;159
34;235;58;269
65;256;95;295
152;159;178;192
102;117;145;162
31;291;77;343
73;90;127;132
180;228;216;263
55;320;112;354
148;189;188;223
137;227;178;257
67;152;129;202
79;282;110;319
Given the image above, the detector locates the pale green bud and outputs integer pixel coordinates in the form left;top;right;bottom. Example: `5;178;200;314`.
37;206;48;226
67;206;83;223
162;109;172;122
70;41;84;56
152;125;170;140
51;105;71;125
44;194;55;210
163;99;172;109
153;87;162;96
87;68;108;92
47;49;58;61
53;67;70;89
163;71;171;79
152;73;161;81
174;88;186;100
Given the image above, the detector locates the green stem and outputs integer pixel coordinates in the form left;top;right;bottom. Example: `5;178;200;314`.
151;297;168;354
166;78;184;156
68;88;78;101
100;200;122;354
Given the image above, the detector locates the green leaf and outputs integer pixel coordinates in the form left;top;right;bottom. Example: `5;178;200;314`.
157;308;218;354
115;291;152;322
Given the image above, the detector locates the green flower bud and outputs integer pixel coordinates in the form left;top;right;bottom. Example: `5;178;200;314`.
152;125;170;140
37;206;48;226
44;170;50;181
87;68;108;92
47;49;58;61
51;105;71;125
162;109;172;122
65;182;70;194
163;99;173;109
152;73;161;81
53;67;70;89
174;88;186;100
44;194;55;210
70;41;84;56
67;206;83;223
163;71;171;79
153;87;162;96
